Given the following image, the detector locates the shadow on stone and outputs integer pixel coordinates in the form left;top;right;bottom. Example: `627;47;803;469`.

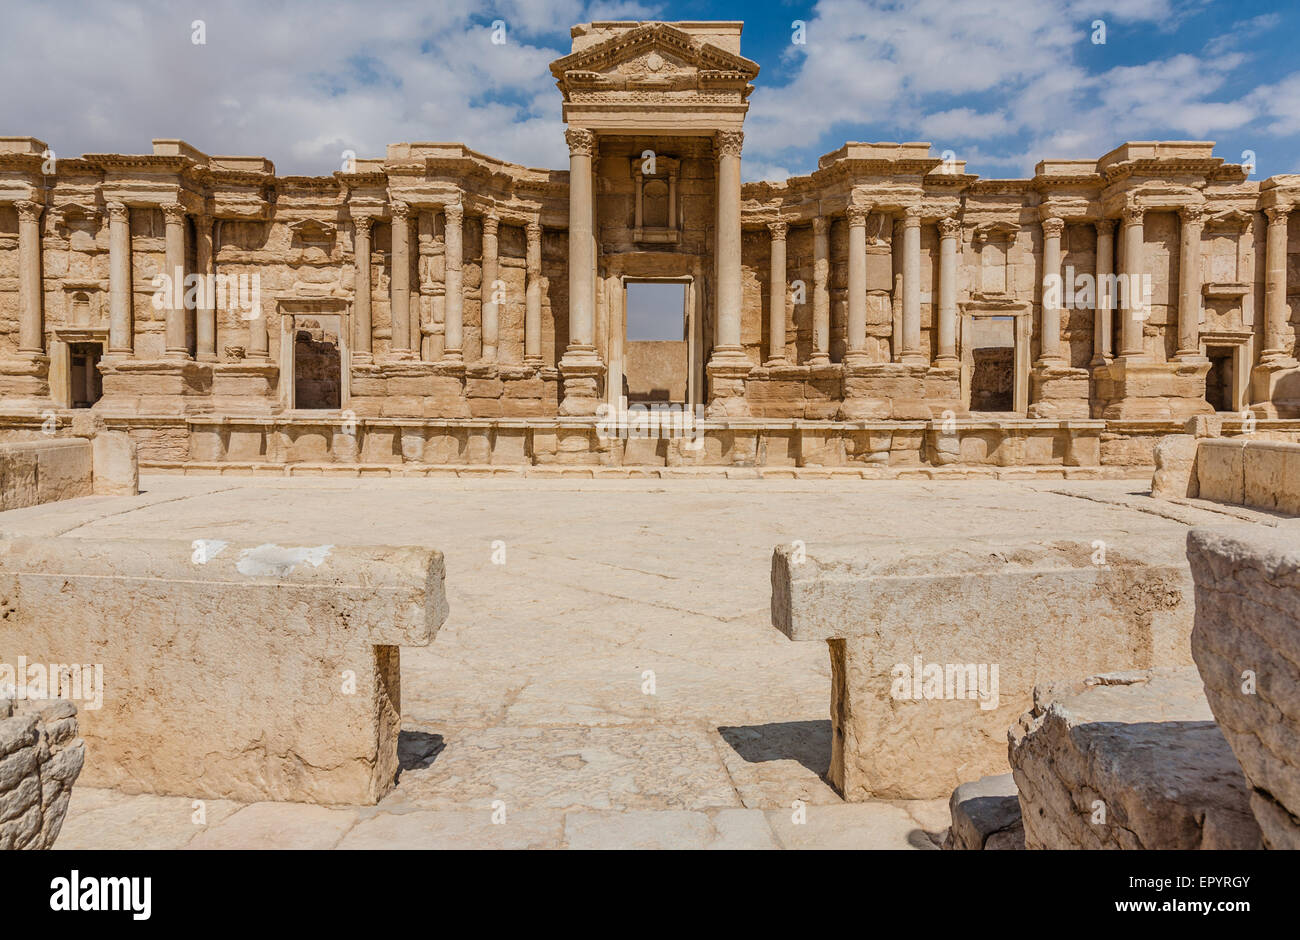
396;730;445;778
717;720;831;778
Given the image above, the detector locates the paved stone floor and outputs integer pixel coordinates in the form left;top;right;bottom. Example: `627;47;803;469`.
0;474;1275;849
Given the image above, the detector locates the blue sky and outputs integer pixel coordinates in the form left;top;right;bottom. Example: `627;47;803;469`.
3;0;1297;182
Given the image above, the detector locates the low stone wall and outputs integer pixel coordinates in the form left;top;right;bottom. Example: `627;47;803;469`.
770;536;1194;800
0;537;447;805
1194;439;1300;514
1008;668;1262;849
0;439;92;511
1188;526;1300;849
0;698;85;849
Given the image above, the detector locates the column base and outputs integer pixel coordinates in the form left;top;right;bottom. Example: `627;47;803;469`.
1028;364;1091;419
1098;357;1214;421
840;363;930;420
705;358;752;418
96;359;212;417
0;355;51;411
559;348;605;417
1249;358;1300;418
210;361;280;415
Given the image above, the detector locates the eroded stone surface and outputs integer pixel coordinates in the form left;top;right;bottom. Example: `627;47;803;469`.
943;773;1023;850
0;698;85;850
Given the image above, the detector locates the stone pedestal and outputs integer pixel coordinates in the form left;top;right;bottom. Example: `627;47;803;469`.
1249;360;1300;418
96;359;211;416
923;366;965;419
840;363;929;420
1028;365;1091;419
382;360;469;418
1099;357;1213;421
559;355;604;417
0;356;51;411
210;361;279;415
705;359;751;418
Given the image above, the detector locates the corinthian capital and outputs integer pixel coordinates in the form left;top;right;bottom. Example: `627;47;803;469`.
481;212;499;237
390;201;410;222
1094;217;1116;236
715;131;744;159
106;201;130;224
1041;216;1065;238
444;202;463;226
13;200;42;224
846;204;870;226
902;204;924;226
938;216;962;239
161;202;187;225
1178;204;1205;225
566;128;596;157
1265;205;1292;225
768;220;788;240
1121;204;1146;226
353;214;374;236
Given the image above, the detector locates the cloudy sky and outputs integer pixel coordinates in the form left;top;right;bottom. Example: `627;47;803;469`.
3;0;1297;182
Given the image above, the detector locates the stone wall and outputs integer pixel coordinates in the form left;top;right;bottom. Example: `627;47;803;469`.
1195;438;1300;514
0;698;85;850
0;438;92;510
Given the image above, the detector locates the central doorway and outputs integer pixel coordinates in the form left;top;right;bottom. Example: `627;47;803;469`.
624;281;688;405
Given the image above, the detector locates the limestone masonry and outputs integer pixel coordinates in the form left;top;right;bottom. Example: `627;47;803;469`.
2;20;1300;471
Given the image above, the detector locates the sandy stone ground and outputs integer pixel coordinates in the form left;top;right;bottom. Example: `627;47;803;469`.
0;475;1276;849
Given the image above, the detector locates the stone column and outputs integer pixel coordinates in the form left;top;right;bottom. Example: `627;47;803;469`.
524;220;542;366
389;201;412;359
1093;219;1115;365
936;216;961;367
845;205;870;367
107;202;133;356
901;206;924;365
1176;205;1205;359
162;203;189;359
1119;204;1147;359
194;213;217;362
1038;216;1065;365
766;221;788;365
711;130;745;363
14;200;44;357
1263;206;1292;362
480;211;499;363
352;214;374;363
560;128;602;414
810;216;830;365
443;203;464;362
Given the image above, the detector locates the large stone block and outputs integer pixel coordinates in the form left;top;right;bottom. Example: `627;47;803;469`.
1188;526;1300;849
1009;668;1262;849
0;537;446;805
770;537;1194;799
0;439;93;510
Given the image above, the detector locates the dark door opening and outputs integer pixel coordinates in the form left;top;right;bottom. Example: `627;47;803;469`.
294;319;342;409
969;317;1015;412
624;281;688;405
1205;346;1234;412
69;342;103;408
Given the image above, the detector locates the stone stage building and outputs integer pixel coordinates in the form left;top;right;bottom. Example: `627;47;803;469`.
2;20;1299;473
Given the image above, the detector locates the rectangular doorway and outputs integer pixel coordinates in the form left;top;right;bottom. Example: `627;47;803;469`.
623;280;689;405
293;317;342;409
1205;345;1234;413
968;317;1016;412
69;342;103;408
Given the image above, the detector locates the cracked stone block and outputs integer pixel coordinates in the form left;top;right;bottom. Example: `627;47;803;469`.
1009;667;1263;849
942;772;1023;849
0;698;85;849
1188;525;1300;849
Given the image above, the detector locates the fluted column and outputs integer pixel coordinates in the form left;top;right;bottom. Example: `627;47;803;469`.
107;202;133;356
443;203;464;362
352;214;374;363
901;206;924;365
524;220;542;366
712;130;745;362
845;205;870;367
194;213;217;361
936;216;961;366
1093;219;1115;365
1038;215;1065;365
480;211;499;363
810;216;830;365
14;200;44;357
1263;206;1292;362
389;201;412;359
766;221;788;365
1119;204;1147;358
1176;205;1205;359
162;203;189;359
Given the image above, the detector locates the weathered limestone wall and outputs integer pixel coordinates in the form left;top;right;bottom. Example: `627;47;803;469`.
0;698;85;850
770;536;1194;800
0;537;447;805
0;438;92;510
1194;438;1300;514
1008;668;1262;849
1188;525;1300;849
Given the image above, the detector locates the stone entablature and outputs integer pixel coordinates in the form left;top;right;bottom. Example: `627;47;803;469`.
2;20;1299;467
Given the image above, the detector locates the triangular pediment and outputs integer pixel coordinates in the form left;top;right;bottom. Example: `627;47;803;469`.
550;23;759;84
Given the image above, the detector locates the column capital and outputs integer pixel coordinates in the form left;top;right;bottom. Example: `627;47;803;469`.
565;128;596;157
1041;216;1065;238
161;202;187;225
353;214;374;236
1094;217;1116;236
1265;205;1292;225
812;215;828;235
106;201;130;223
13;200;43;223
715;130;744;159
481;211;499;237
902;204;923;227
526;219;542;241
1121;204;1146;226
390;200;411;222
443;202;463;225
937;216;962;239
768;220;788;240
846;204;870;226
1178;204;1206;225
